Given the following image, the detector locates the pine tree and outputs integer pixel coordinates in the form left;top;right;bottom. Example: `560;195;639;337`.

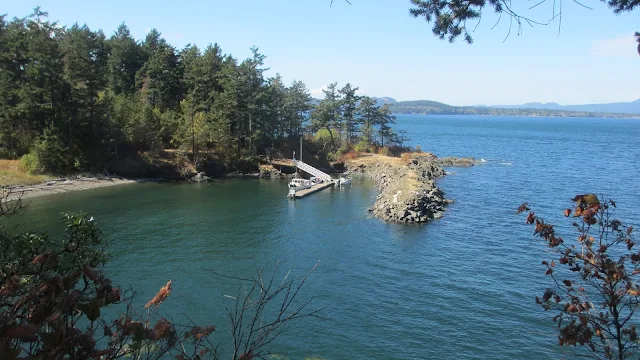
356;96;379;145
310;83;342;150
339;83;361;143
137;29;182;110
106;23;143;95
284;80;313;138
377;104;396;147
59;24;109;167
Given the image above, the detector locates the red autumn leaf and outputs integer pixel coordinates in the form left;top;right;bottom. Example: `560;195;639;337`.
517;203;530;214
145;280;172;309
564;209;572;217
628;227;634;236
551;260;556;267
526;212;536;224
545;269;553;275
563;280;572;287
31;252;51;264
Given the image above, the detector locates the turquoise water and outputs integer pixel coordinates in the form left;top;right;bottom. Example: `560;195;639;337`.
6;115;640;359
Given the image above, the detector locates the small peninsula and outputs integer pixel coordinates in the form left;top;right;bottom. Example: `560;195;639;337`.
345;153;475;223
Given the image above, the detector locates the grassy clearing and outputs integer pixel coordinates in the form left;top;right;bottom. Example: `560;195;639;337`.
345;153;424;192
0;159;52;186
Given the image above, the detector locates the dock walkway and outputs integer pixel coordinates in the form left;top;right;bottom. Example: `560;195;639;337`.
292;181;334;199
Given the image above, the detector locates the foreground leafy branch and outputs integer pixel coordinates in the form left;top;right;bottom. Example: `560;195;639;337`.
409;0;639;52
518;194;639;359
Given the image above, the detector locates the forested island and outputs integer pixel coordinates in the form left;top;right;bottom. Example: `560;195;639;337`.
0;8;404;183
387;100;640;118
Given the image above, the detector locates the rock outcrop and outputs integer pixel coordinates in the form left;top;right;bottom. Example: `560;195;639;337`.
345;153;474;224
191;172;211;182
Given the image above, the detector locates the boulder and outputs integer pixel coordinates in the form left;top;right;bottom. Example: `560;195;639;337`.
191;172;211;182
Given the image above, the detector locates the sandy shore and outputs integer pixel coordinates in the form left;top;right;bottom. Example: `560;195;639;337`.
7;177;139;200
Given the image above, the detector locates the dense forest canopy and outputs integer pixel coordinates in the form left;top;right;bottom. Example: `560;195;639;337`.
0;8;401;176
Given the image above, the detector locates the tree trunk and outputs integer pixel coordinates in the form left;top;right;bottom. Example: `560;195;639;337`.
326;125;336;150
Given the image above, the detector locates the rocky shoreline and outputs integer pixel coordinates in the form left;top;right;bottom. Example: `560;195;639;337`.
345;153;475;224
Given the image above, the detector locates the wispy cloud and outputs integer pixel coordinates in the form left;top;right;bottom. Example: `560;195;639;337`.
311;86;328;98
591;35;638;57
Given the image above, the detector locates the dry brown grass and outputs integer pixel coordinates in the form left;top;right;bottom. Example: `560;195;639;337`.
339;150;361;161
347;153;403;166
0;160;51;186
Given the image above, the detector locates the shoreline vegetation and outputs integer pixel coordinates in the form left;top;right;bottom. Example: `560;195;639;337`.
5;150;476;227
0;10;407;191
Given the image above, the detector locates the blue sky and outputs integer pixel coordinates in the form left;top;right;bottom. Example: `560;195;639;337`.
4;1;639;105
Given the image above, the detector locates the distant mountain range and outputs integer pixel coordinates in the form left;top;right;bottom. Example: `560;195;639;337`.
486;99;640;114
386;99;639;118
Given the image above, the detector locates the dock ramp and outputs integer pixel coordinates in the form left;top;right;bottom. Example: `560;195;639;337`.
293;160;333;182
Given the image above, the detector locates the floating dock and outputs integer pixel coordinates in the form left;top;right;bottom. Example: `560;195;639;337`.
291;181;335;199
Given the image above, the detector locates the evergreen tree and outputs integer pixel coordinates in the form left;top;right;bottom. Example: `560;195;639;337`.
377;104;396;147
137;29;182;110
339;83;361;143
310;83;342;150
356;96;379;145
0;9;346;175
59;23;109;167
284;80;313;137
106;23;143;95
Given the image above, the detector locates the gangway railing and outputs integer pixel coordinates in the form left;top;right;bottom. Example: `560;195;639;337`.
293;160;333;182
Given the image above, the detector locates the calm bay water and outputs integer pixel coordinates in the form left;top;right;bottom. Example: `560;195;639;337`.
7;115;640;359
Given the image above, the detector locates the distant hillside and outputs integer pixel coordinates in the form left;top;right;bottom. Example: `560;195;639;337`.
490;99;640;114
371;97;397;107
311;96;397;108
388;100;640;118
309;96;640;118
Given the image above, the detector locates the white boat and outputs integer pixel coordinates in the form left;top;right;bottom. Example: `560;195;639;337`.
337;177;351;186
288;178;312;190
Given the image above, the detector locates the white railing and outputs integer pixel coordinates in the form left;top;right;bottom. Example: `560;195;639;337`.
294;160;333;182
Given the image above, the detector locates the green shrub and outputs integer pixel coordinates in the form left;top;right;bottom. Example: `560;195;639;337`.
0;148;18;160
19;152;42;174
354;141;370;153
327;151;340;162
26;128;73;174
314;128;343;148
